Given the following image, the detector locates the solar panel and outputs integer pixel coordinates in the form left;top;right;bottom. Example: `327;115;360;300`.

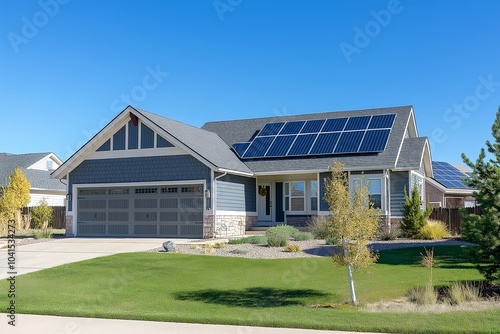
232;142;250;157
344;116;371;131
280;121;306;135
288;134;317;156
334;131;364;153
359;129;391;152
432;161;472;189
301;120;325;133
232;113;396;159
266;135;296;157
258;122;285;136
310;133;341;155
243;137;274;158
369;114;396;129
322;118;347;132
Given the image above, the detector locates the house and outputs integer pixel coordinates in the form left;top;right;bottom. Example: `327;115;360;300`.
0;152;66;207
426;161;476;208
52;105;432;238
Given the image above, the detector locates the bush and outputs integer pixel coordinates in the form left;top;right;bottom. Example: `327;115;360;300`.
419;220;449;240
284;244;301;252
293;231;313;241
447;282;481;305
307;216;330;239
229;249;249;255
378;227;400;241
31;199;53;229
228;235;267;244
203;244;215;254
407;284;438;305
213;242;227;249
267;233;288;247
33;228;53;239
325;236;338;245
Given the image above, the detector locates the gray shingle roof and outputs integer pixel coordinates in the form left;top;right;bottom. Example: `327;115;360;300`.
135;108;253;174
396;137;428;169
202;105;415;173
0;153;66;191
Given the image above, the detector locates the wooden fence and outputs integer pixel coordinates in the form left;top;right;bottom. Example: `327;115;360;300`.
21;206;66;229
429;206;483;235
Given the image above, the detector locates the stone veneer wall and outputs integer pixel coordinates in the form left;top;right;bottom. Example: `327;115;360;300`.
65;215;74;237
204;214;258;238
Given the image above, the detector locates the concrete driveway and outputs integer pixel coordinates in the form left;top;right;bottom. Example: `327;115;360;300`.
0;238;183;280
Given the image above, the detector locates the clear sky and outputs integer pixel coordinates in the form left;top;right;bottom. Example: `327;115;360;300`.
1;0;499;165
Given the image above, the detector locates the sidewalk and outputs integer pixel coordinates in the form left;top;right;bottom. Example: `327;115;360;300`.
0;314;384;334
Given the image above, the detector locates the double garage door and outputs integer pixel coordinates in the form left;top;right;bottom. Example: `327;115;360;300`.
77;184;204;238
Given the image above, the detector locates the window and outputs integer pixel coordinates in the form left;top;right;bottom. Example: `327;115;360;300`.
351;176;383;209
310;181;318;211
367;178;382;209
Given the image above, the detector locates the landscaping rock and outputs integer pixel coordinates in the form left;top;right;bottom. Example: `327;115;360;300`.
163;240;177;252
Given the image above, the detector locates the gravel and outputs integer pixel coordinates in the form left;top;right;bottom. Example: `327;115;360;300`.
150;238;475;259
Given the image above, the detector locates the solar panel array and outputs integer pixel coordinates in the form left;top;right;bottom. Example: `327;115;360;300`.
232;114;396;159
432;161;472;189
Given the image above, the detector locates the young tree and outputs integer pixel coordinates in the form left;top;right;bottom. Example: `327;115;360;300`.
0;167;31;223
323;161;381;304
400;184;431;238
461;106;500;282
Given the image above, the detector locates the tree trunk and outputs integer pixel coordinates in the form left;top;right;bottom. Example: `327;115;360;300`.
342;237;357;304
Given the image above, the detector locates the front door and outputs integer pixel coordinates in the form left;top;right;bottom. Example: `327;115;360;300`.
258;183;272;221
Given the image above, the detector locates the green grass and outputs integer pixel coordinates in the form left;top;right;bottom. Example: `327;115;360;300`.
1;246;498;333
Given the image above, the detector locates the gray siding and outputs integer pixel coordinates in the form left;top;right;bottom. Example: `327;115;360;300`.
216;174;256;212
68;155;211;211
390;171;409;216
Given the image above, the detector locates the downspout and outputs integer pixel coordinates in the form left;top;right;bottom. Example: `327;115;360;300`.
213;171;228;238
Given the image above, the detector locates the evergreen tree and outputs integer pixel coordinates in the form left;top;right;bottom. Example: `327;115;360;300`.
461;106;500;282
401;184;431;238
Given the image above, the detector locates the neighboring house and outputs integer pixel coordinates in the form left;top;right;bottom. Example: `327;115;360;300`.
426;161;476;208
0;152;66;207
52;105;432;238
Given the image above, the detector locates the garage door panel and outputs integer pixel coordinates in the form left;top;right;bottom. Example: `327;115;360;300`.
77;184;204;238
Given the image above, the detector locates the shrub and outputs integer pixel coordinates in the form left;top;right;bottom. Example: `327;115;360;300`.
447;282;481;305
213;242;227;249
378;227;400;241
228;235;267;244
192;245;201;250
267;233;288;247
31;199;53;229
33;228;53;239
293;231;313;241
325;236;338;245
203;244;215;254
419;220;449;240
407;285;438;305
284;244;301;252
307;216;330;239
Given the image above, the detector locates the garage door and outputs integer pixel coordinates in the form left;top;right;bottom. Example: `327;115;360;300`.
77;185;204;237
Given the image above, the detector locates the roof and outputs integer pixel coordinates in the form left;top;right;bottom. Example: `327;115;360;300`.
202;105;429;174
135;108;253;174
396;137;432;175
0;153;66;191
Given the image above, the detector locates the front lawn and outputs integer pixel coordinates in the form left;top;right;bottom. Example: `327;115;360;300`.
1;246;498;333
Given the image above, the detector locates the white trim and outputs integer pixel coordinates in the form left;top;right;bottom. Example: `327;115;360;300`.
217;210;258;216
217;168;254;177
87;147;188;160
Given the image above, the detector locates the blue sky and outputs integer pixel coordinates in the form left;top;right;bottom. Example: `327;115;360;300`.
1;1;499;165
